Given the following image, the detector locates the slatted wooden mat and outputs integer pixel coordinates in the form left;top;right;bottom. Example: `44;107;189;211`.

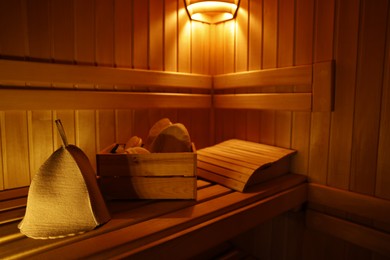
0;174;306;259
197;139;296;192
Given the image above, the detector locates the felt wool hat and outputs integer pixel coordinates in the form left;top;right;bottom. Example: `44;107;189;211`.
18;120;110;239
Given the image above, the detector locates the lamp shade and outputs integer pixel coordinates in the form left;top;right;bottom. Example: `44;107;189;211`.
185;0;240;24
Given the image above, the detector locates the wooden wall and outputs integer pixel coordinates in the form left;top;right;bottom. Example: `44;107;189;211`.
212;0;390;259
212;0;390;201
1;0;389;259
0;0;211;190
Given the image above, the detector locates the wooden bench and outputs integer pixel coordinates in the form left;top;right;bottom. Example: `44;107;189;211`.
0;174;306;259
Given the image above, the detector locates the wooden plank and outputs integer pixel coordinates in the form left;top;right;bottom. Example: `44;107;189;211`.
191;21;208;74
0;112;4;190
223;20;235;74
213;93;312;111
0;187;28;202
133;1;148;70
28;111;54;179
248;0;262;71
115;110;134;144
213;65;312;89
149;0;164;71
0;89;211;110
51;0;74;64
97;151;196;177
0;0;27;57
259;0;278;145
275;0;294;148
308;0;335;186
312;61;334;112
74;0;95;65
29;175;305;259
97;110;116;151
291;0;314;176
350;0;388;195
262;0;277;70
76;110;97;168
178;0;191;73
79;184;307;259
0;59;212;89
0;184;231;258
235;0;248;72
114;0;132;68
99;177;197;199
164;0;178;72
308;183;390;225
3;111;30;189
376;6;390;200
94;0;116;78
26;0;51;61
327;0;360;189
306;210;390;257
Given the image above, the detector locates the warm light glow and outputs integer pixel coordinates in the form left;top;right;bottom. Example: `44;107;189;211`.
185;0;240;24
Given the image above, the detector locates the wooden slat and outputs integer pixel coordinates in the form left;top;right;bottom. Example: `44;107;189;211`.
104;184;307;259
350;0;388;196
312;61;334;111
0;174;305;259
0;59;212;89
0;89;211;110
308;183;390;224
0;184;231;258
306;210;390;257
0;187;28;202
29;175;306;259
327;0;360;190
213;65;312;89
213;93;312;111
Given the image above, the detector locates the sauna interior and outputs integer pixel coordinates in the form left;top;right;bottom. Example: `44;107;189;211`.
0;0;389;259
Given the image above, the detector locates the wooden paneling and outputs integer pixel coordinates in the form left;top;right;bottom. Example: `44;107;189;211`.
306;210;390;257
213;65;312;89
0;60;212;89
0;89;212;110
350;0;388;196
209;0;390;258
0;0;212;192
1;0;390;258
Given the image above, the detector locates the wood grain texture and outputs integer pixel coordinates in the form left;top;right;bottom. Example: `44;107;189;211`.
114;0;132;68
308;183;390;225
0;0;27;58
74;0;95;66
213;65;312;89
28;111;54;179
350;0;388;195
0;89;212;110
376;8;390;200
51;0;74;64
164;0;178;72
327;0;360;190
308;0;335;186
213;93;312;111
306;210;390;257
290;0;314;176
0;175;305;259
3;111;30;189
0;59;212;89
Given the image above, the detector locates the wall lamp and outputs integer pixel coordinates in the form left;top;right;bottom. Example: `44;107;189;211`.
184;0;240;24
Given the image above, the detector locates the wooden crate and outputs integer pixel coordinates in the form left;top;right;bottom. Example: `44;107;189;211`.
96;144;197;199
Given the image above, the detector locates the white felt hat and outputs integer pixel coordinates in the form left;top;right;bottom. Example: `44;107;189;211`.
18;120;110;239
